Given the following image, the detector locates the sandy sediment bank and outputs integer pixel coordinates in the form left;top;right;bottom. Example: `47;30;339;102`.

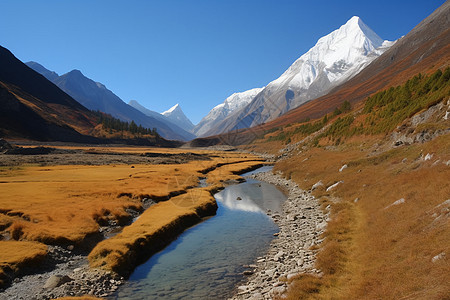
230;171;328;300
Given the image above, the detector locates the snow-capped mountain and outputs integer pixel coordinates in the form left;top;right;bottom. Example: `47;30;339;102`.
193;87;263;137
161;103;195;132
129;100;195;139
202;16;394;136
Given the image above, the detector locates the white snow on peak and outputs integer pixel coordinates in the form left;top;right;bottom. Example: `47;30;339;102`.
160;103;194;131
193;87;264;136
194;16;395;136
162;103;180;115
202;87;264;123
270;16;391;89
222;87;264;112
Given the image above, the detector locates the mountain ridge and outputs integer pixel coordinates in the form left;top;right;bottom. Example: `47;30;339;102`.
26;62;193;141
193;87;264;137
188;1;450;146
201;16;393;137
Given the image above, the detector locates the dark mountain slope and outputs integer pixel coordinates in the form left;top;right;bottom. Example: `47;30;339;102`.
26;63;192;141
0;82;97;142
0;46;181;146
0;46;87;110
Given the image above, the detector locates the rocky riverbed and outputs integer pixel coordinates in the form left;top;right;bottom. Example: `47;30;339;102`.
0;245;123;300
230;171;328;300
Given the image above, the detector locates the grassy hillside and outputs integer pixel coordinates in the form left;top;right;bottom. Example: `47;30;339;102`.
246;69;450;299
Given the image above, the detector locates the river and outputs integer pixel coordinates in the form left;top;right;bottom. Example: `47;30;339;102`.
113;166;286;299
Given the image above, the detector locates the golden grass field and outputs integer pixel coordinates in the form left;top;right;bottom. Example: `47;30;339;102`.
0;146;264;286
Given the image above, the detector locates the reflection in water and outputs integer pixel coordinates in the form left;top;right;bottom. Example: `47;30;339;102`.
218;181;285;213
114;169;286;300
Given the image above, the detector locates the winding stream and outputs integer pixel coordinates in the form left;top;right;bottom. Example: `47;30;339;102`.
114;166;286;299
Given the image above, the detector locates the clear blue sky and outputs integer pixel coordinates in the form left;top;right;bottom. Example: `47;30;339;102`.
0;0;444;124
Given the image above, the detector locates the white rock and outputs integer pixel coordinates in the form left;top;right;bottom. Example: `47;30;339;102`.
424;153;433;161
326;181;343;192
311;180;323;190
432;252;445;263
384;198;405;209
273;281;284;287
274;251;284;262
339;164;348;172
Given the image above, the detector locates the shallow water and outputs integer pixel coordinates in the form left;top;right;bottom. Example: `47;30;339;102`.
114;167;286;299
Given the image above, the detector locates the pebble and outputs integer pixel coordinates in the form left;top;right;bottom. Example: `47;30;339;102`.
0;245;124;300
229;171;327;299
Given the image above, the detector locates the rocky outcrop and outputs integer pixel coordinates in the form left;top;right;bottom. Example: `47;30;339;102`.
391;100;450;147
230;171;327;299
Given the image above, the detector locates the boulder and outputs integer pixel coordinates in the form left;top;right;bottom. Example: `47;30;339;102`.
43;275;72;289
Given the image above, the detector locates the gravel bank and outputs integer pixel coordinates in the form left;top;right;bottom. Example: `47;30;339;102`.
229;171;328;300
0;245;123;300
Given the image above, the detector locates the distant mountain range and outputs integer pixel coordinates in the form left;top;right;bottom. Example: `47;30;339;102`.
26;62;194;141
195;16;394;137
18;16;396;141
2;2;448;146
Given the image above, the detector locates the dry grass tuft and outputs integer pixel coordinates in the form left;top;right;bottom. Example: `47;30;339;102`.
0;241;47;287
283;274;322;299
9;221;26;240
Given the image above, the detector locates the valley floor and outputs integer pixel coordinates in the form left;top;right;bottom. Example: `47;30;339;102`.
1;124;448;300
0;143;265;299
